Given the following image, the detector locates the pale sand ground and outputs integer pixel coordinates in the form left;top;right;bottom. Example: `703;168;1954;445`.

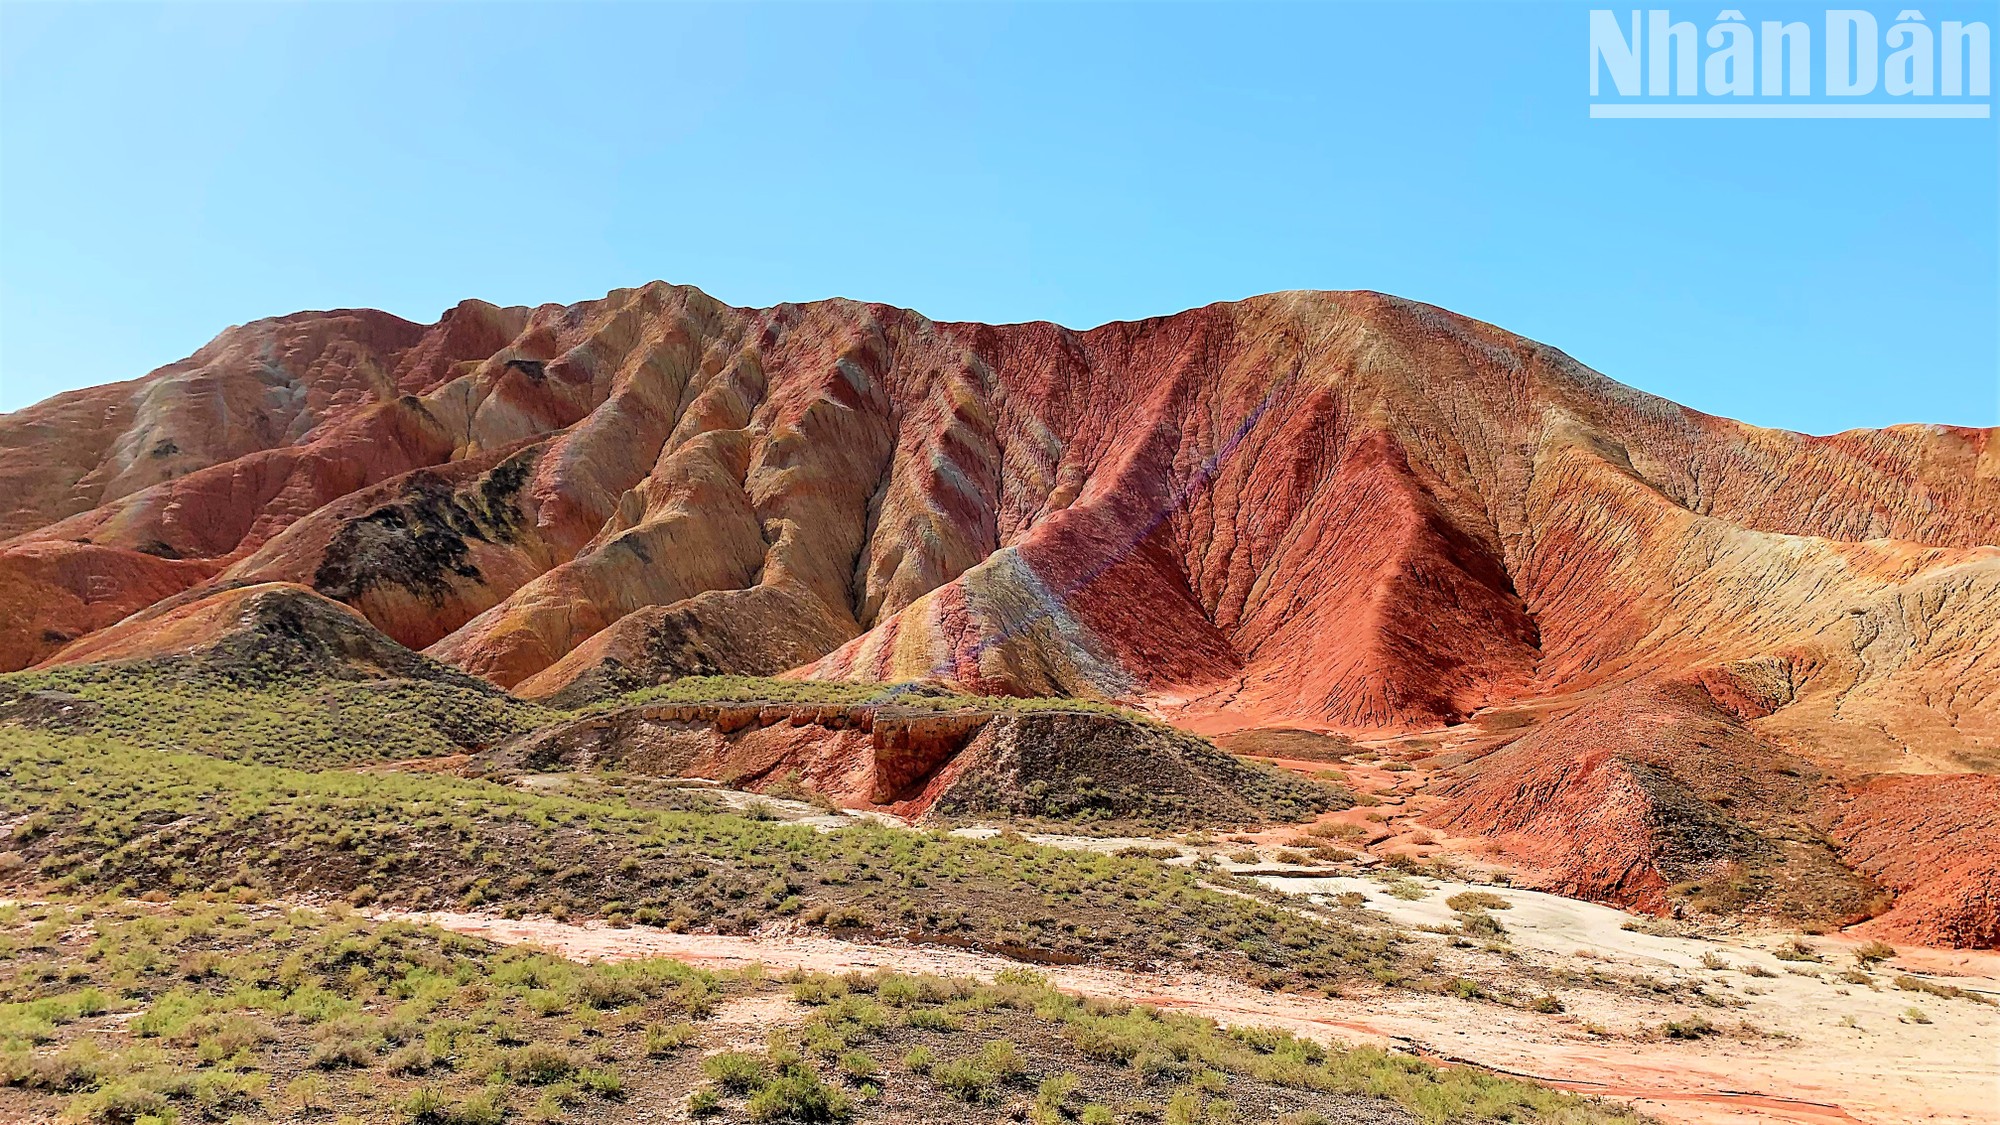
397;767;2000;1125
383;872;2000;1125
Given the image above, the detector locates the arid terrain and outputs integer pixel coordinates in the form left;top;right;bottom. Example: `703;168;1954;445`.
1;283;1995;1123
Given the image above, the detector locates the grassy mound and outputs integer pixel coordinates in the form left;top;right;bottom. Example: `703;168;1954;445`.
2;582;554;769
591;675;1168;722
928;713;1347;831
0;727;1409;990
0;661;553;768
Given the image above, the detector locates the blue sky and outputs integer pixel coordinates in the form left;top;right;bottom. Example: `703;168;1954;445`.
1;2;1994;433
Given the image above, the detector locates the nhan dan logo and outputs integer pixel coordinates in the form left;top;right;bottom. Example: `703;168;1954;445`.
1590;9;1991;116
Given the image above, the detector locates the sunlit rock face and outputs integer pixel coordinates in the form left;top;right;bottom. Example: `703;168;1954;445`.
6;282;1996;943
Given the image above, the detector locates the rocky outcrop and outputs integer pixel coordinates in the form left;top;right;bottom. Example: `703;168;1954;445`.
925;710;1346;827
499;697;1336;827
1429;680;1879;928
38;580;505;691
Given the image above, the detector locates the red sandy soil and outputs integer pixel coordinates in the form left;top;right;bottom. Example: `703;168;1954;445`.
1828;773;2000;947
5;283;1996;945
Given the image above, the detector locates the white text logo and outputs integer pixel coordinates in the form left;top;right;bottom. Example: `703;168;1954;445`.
1589;9;1991;116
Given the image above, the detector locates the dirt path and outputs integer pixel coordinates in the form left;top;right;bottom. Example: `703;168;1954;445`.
377;910;1996;1125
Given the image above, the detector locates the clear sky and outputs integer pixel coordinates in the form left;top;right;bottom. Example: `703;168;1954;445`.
1;2;1994;433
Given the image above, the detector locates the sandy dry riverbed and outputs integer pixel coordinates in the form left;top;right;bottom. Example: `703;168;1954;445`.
421;765;2000;1125
381;891;2000;1125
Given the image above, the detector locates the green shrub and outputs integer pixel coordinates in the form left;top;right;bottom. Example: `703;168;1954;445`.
309;1035;375;1070
903;1006;960;1031
508;1043;583;1085
976;1039;1023;1080
746;1071;856;1122
645;1020;701;1056
452;1088;507;1125
579;1067;625;1099
572;970;642;1010
932;1057;997;1102
384;1043;433;1075
285;1074;330;1113
790;974;849;1006
1037;1070;1080;1108
68;1076;175;1125
1456;910;1507;938
837;1051;878;1082
875;976;920;1007
703;1050;768;1094
402;1085;448;1122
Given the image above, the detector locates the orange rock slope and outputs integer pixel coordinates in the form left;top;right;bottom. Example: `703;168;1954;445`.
3;283;1995;943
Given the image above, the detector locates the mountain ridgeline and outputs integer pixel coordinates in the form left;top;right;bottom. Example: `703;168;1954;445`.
2;283;1995;945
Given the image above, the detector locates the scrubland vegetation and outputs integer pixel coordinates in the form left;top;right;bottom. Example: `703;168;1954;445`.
0;661;1667;1121
593;675;1168;722
2;662;1354;977
0;897;1645;1125
0;727;1407;990
0;662;550;768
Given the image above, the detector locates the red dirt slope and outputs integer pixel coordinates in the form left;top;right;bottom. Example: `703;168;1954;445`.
1831;774;2000;948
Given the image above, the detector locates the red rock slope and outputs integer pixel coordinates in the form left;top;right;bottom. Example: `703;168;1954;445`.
4;283;1995;942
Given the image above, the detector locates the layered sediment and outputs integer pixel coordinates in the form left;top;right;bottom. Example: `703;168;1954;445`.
5;282;1994;943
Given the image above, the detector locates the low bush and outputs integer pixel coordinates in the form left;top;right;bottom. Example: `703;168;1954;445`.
932;1056;998;1103
746;1071;855;1122
1772;940;1822;963
1854;940;1896;966
508;1043;584;1085
644;1021;701;1056
703;1050;768;1094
